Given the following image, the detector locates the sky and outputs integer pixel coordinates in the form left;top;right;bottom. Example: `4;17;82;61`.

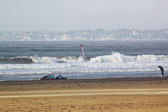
0;0;168;31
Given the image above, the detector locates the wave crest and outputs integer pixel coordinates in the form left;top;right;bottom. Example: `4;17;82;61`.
1;52;168;64
31;56;85;64
0;57;33;64
90;52;168;63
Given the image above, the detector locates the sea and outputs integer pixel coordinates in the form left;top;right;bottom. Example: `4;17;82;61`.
0;41;168;81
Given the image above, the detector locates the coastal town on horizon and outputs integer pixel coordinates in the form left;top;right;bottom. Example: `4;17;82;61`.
0;28;168;41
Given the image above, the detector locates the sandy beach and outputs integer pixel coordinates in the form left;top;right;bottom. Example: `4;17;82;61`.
1;77;168;112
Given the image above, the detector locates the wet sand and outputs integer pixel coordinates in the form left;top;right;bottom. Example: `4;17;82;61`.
0;77;168;112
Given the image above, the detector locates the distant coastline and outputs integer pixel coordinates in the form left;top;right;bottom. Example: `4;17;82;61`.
0;28;168;41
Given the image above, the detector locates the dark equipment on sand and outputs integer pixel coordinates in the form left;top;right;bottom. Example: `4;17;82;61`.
41;74;67;80
56;75;67;80
158;66;164;77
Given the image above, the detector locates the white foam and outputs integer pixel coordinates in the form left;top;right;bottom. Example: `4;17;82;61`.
90;52;168;63
136;55;167;62
0;52;168;75
31;56;85;63
13;52;168;64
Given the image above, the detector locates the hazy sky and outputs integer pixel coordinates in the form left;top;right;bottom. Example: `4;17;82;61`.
0;0;168;31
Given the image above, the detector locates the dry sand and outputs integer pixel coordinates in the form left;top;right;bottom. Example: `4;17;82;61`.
0;77;168;112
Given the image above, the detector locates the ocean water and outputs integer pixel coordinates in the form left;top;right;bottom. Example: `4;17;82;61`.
0;41;168;81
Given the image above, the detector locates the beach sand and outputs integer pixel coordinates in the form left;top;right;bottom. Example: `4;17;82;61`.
0;77;168;112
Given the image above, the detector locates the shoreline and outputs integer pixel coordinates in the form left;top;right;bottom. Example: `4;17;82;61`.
0;76;167;84
1;76;168;91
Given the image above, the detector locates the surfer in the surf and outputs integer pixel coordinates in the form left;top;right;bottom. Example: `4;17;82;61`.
158;66;164;77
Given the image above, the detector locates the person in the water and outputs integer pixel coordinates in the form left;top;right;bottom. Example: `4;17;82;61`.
158;66;164;77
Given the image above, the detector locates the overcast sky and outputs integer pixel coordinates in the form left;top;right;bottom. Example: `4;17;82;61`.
0;0;168;31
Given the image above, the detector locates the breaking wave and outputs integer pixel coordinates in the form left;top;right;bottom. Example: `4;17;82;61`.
1;52;168;80
1;52;168;64
0;56;86;64
0;57;33;64
90;52;168;63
